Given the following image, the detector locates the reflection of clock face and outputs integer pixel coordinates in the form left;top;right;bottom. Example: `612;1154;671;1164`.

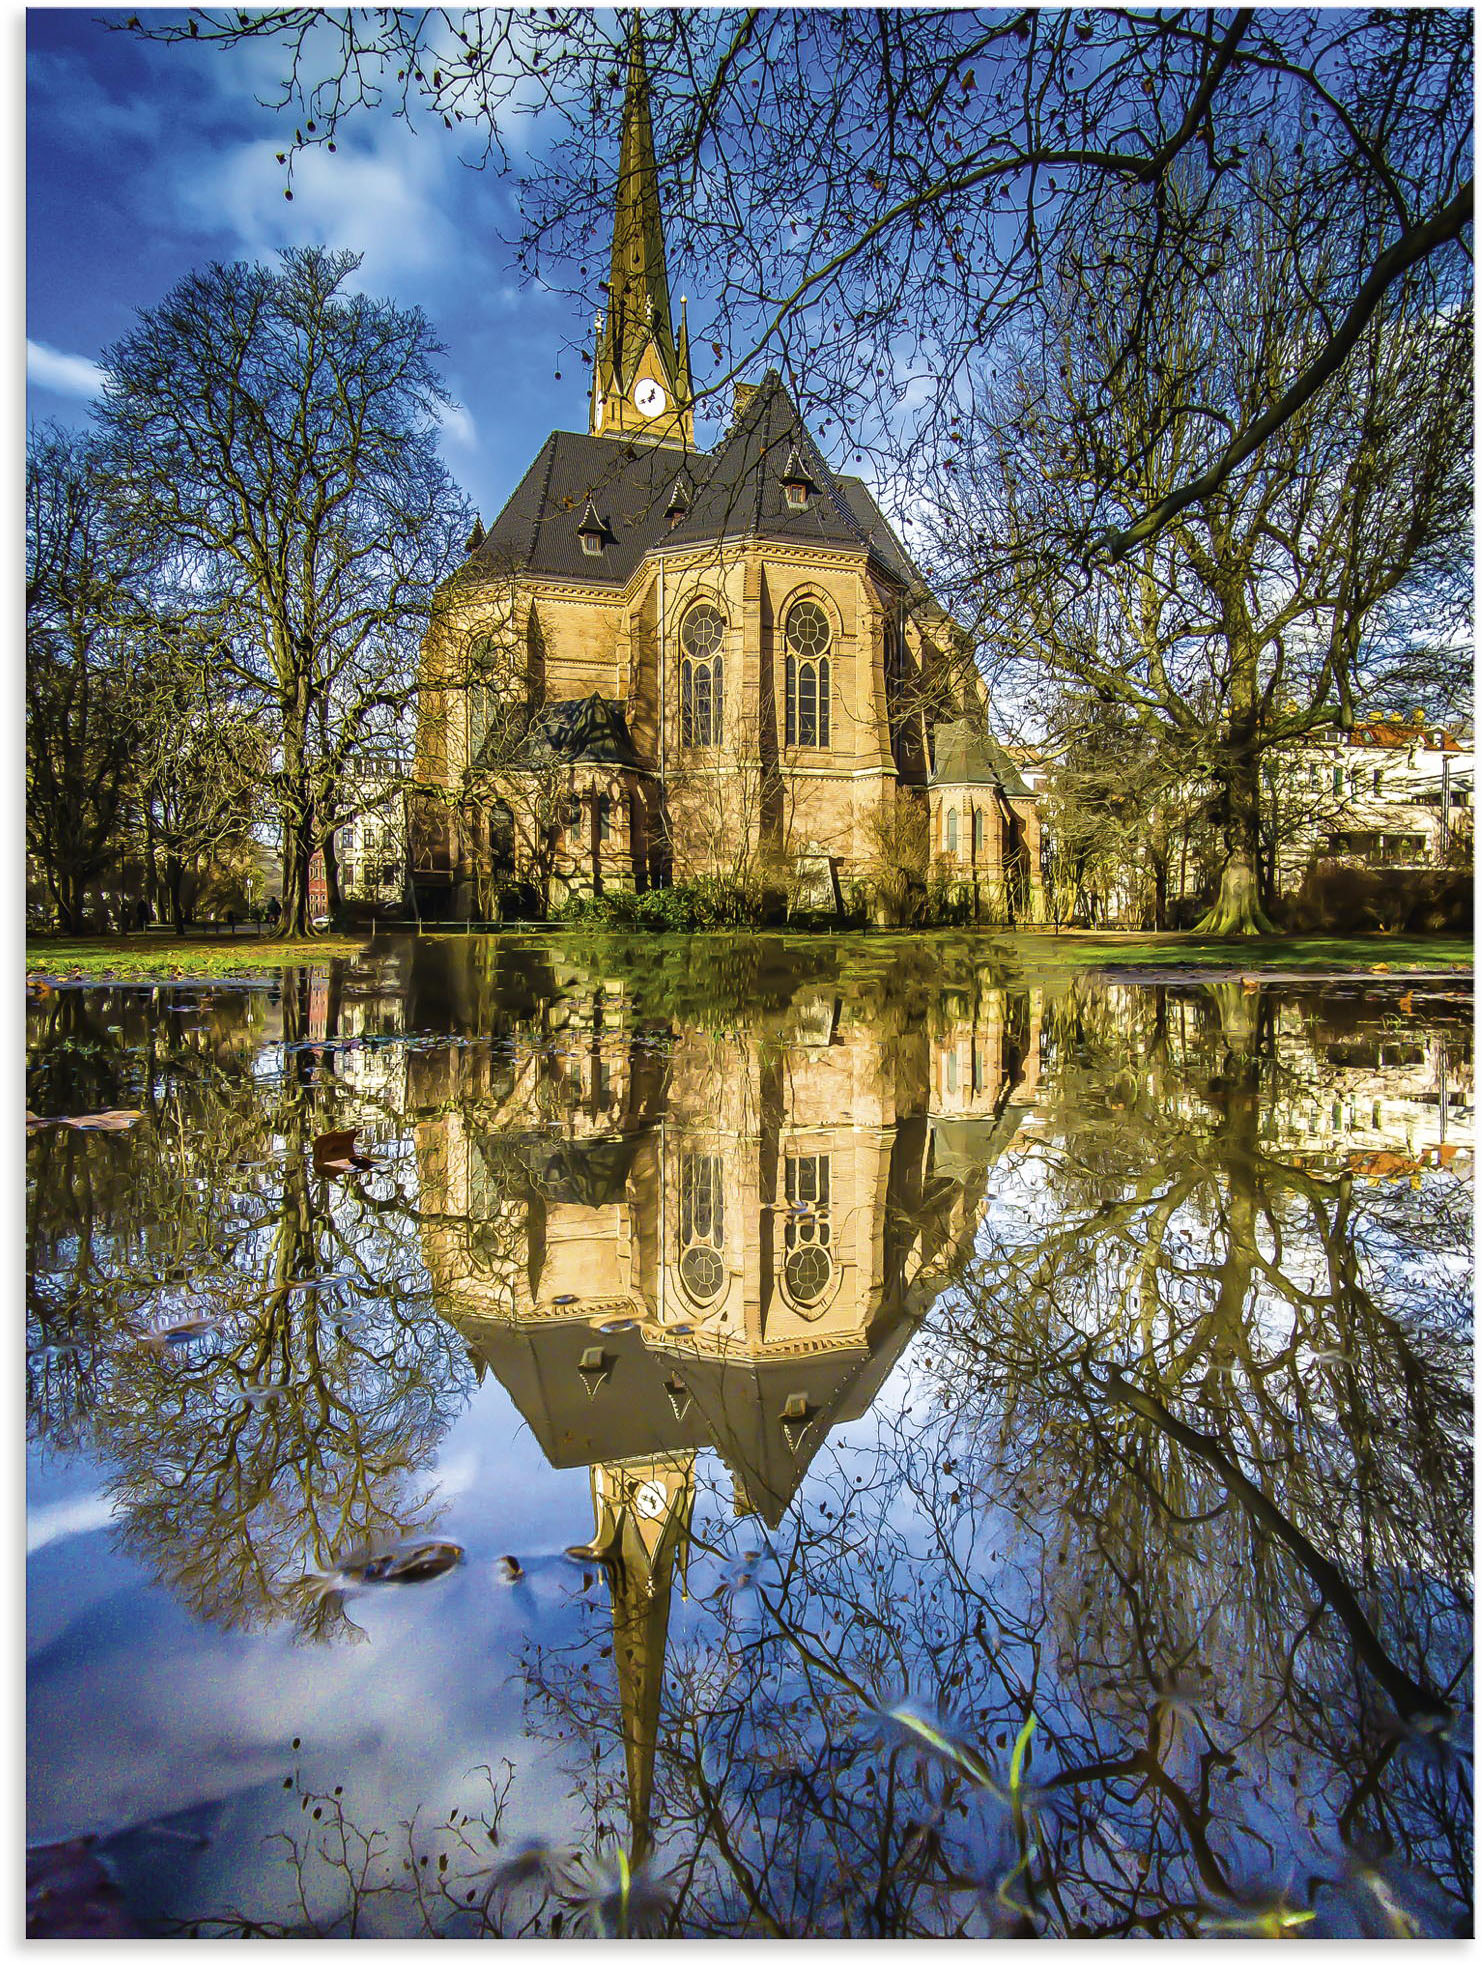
634;1479;669;1520
633;378;667;418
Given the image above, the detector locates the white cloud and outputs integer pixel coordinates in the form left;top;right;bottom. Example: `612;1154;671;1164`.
27;339;106;399
27;1491;116;1554
437;399;477;448
174;123;468;292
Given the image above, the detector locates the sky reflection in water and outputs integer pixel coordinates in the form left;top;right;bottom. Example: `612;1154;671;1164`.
25;936;1474;1937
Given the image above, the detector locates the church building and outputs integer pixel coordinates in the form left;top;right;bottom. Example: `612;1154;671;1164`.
412;27;1040;924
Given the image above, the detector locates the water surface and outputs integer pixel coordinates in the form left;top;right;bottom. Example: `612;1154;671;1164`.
26;935;1473;1936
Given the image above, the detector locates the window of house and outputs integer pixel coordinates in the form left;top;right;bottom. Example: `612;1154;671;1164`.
678;1152;724;1303
783;1154;832;1305
1373;769;1383;793
972;808;984;855
946;808;958;854
566;796;583;834
1308;763;1320;788
679;603;725;747
1333;764;1344;794
597;792;612;841
784;600;832;747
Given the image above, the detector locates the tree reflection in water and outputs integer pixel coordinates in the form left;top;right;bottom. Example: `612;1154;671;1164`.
25;944;1471;1937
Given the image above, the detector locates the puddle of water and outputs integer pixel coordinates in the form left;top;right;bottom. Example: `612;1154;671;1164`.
25;936;1473;1937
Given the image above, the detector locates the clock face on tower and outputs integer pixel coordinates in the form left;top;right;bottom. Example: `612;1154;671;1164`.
633;377;667;419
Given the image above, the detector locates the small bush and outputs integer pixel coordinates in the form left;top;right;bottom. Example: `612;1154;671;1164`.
553;877;768;933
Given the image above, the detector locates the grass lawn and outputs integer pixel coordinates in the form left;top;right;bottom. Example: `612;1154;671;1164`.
999;929;1473;977
25;925;1472;986
26;933;372;981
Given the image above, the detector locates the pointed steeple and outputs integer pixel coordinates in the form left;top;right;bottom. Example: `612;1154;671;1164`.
591;15;694;447
582;1454;696;1863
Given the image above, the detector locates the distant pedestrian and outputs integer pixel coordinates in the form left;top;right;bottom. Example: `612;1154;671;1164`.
266;897;282;930
225;907;238;934
135;898;152;933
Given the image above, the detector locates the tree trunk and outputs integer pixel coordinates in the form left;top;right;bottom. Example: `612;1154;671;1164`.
281;815;315;938
56;864;86;937
165;853;187;936
1151;851;1169;931
1195;681;1276;938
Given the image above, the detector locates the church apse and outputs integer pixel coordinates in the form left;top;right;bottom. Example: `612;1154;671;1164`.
409;964;1042;1859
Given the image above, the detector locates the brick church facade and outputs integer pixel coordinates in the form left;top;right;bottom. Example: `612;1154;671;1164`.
412;31;1040;924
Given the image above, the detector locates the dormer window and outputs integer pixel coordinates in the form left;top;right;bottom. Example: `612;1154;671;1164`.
665;474;691;531
577;499;609;557
780;445;820;511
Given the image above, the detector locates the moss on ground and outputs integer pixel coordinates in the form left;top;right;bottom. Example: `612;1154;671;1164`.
26;934;371;981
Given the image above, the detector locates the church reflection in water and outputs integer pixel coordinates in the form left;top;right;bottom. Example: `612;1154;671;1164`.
408;964;1040;1854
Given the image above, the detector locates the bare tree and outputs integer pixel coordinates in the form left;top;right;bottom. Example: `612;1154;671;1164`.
930;158;1471;934
128;10;1471;556
127;616;268;934
96;247;470;937
25;426;155;934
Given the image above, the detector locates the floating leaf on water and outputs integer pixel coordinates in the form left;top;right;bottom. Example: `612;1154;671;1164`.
308;1540;464;1595
140;1315;225;1350
596;1318;637;1334
497;1555;524;1583
552;1293;579;1306
40;1110;144;1132
312;1128;372;1176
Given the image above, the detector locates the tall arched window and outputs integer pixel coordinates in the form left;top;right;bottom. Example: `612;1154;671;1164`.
784;600;831;748
680;604;725;747
972;808;984;855
783;1153;833;1308
946;808;958;854
678;1152;725;1303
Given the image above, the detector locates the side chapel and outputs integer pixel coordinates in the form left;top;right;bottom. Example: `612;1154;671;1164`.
413;25;1040;922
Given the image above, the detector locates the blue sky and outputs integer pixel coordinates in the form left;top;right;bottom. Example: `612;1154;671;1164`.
26;8;697;527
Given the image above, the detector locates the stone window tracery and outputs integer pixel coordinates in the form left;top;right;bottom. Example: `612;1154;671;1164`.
678;1151;725;1303
680;603;725;747
784;600;832;748
783;1153;833;1306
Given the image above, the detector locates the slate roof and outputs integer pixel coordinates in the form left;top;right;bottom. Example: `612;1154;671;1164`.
461;370;922;593
929;719;1032;798
664;370;881;558
469;432;691;587
474;692;644;774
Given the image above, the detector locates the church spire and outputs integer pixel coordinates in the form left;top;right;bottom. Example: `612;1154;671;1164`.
591;15;693;446
575;1454;696;1862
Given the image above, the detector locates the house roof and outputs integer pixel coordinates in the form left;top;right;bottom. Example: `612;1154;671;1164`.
475;692;644;774
460;372;920;593
929;719;1032;797
1348;718;1462;753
